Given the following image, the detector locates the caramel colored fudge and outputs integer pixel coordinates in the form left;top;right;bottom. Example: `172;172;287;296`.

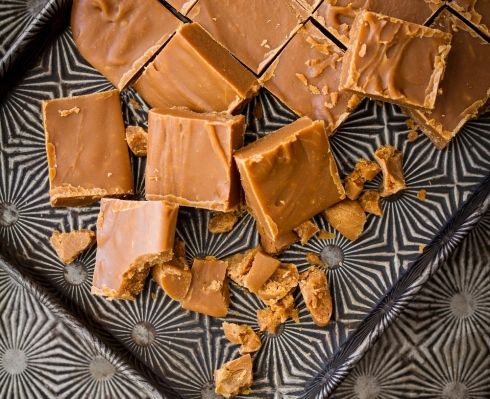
344;159;381;200
340;11;452;110
223;322;262;354
324;199;366;241
188;0;306;74
50;230;95;264
359;190;383;216
403;10;490;149
299;268;332;326
92;199;178;300
182;257;230;317
315;0;442;47
208;212;239;234
256;221;299;255
42;90;133;207
257;263;299;305
146;108;245;211
257;293;299;334
243;251;281;294
126;126;148;157
374;145;406;197
214;354;253;398
451;0;490;37
167;0;197;14
226;247;260;286
134;23;259;113
293;220;319;245
71;0;181;90
234;118;345;242
262;22;361;135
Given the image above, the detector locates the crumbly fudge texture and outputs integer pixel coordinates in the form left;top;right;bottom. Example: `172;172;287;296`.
344;159;381;200
214;354;253;398
257;263;299;305
125;126;148;157
222;322;262;354
257;293;299;335
374;145;406;197
359;190;383;216
243;251;281;294
50;229;95;264
306;252;325;267
299;267;332;326
293;220;320;245
450;0;490;37
324;199;367;241
208;212;239;234
226;247;261;286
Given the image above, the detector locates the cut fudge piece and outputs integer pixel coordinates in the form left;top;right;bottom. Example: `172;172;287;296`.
208;212;239;234
134;23;259;113
324;199;366;241
182;257;230;317
403;10;490;149
42;90;133;207
222;322;262;354
167;0;198;14
261;22;361;135
315;0;442;47
450;0;490;37
214;354;253;398
257;293;299;334
146;108;245;211
226;247;260;286
340;11;452;110
243;251;281;293
234;117;345;241
71;0;181;90
125;126;148;157
293;220;319;245
50;229;95;264
344;159;381;200
92;199;178;300
374;145;406;197
257;263;299;305
299;268;332;326
359;190;383;216
188;0;306;74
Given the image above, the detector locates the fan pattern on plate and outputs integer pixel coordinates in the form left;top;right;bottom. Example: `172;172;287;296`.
0;3;489;399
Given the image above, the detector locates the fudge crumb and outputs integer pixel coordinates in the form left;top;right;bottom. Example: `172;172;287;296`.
419;244;426;253
295;73;308;86
306;252;324;267
358;43;367;57
405;119;417;130
129;98;141;110
261;39;270;48
417;189;427;201
293;220;319;245
309;84;321;94
324;200;366;241
344;159;381;200
125;125;148;156
208;212;238;234
58;106;80;117
299;268;332;326
359;190;383;217
374;145;406;197
257;263;299;305
318;230;335;240
257;293;298;334
50;229;95;264
214;354;253;398
223;322;261;354
407;130;419;142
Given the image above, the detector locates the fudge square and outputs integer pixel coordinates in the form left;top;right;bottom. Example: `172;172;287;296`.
262;22;362;135
42;90;133;207
146;108;245;211
92;199;179;300
71;0;181;90
188;0;307;74
234;117;345;241
134;23;259;113
340;11;452;110
404;10;490;149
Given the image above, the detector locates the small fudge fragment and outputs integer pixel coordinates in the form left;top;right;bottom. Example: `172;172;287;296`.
359;190;383;216
42;90;133;207
417;189;427;201
243;251;281;294
257;293;299;334
306;252;324;267
299;268;332;326
374;145;406;197
344;159;381;200
324;199;366;241
256;221;299;255
339;11;452;110
262;22;361;135
403;10;490;149
92;199;178;300
226;247;260;286
182;257;230;317
146;108;244;211
222;322;262;354
318;230;336;240
167;0;197;14
188;0;306;74
50;229;95;264
71;0;181;90
234;117;345;243
315;0;442;46
134;23;259;113
214;354;253;398
208;212;239;234
293;220;320;245
125;126;148;157
450;0;490;37
257;263;299;304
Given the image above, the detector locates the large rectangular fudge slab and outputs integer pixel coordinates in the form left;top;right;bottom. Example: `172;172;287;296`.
134;23;260;113
42;90;133;207
339;11;452;110
146;108;245;211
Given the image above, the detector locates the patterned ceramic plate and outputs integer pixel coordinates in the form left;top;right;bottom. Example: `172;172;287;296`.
0;1;489;398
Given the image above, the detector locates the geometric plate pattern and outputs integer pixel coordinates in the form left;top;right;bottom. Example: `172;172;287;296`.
0;2;489;398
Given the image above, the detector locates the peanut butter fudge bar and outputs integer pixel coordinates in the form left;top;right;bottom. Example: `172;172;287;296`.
71;0;181;90
92;199;178;300
42;90;133;207
315;0;443;47
167;0;198;15
188;0;307;74
134;23;259;113
340;11;452;110
450;0;490;37
146;108;245;211
50;230;95;264
261;22;361;135
403;10;490;149
234;117;345;242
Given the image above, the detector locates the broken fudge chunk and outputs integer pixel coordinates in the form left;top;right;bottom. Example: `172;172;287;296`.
374;145;406;197
50;229;95;264
125;126;148;157
344;159;381;200
299;268;332;326
450;0;490;37
71;0;181;90
214;354;253;398
256;220;299;255
92;199;178;300
146;108;244;212
182;257;230;317
293;220;320;245
306;252;325;267
359;190;383;216
226;247;260;286
208;212;239;234
42;90;133;207
243;251;281;294
134;23;259;113
257;293;299;334
324;199;366;241
222;322;262;354
339;11;452;110
257;263;299;304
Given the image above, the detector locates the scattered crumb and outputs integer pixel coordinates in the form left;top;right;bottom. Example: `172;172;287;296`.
306;252;324;267
151;292;157;300
129;98;141;110
257;294;298;335
58;106;80;117
407;130;419;142
405;119;416;130
125;125;148;156
417;189;427;201
208;212;238;234
293;220;319;245
419;244;426;253
318;230;335;240
295;73;308;86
